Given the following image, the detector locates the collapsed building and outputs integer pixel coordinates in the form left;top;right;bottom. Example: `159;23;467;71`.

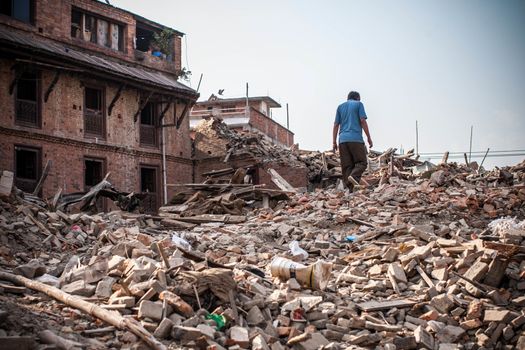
190;94;294;148
0;0;199;213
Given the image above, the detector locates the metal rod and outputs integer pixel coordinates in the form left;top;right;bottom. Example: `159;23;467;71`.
415;120;419;157
286;103;289;129
161;126;168;205
245;82;249;118
479;148;490;169
469;125;473;163
196;73;203;92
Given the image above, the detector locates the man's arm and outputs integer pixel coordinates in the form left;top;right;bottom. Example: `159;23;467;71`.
332;123;339;152
360;118;373;148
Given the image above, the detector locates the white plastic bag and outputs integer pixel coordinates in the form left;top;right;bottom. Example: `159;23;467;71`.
289;240;308;260
171;233;191;251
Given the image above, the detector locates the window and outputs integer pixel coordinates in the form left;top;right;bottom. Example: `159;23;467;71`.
140;166;159;213
84;86;105;137
0;0;33;24
15;70;40;127
84;158;104;188
135;22;173;61
14;146;41;193
140;102;159;147
71;8;124;51
135;24;155;52
84;157;106;212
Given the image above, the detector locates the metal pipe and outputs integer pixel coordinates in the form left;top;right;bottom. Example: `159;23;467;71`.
286;103;289;129
469;125;473;163
479;148;490;169
196;73;203;92
415;120;419;157
161;124;168;205
245;82;249;118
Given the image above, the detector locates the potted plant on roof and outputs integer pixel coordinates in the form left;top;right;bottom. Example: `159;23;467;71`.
151;28;174;60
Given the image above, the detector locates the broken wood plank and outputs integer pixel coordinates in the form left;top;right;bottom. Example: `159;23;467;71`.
166;214;246;224
0;270;166;350
415;265;435;288
356;299;417;312
268;168;297;193
159;218;197;230
32;159;52;196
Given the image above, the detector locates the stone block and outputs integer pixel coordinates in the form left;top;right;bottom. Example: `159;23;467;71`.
138;300;163;321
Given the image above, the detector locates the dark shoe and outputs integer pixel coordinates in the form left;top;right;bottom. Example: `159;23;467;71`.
347;175;360;187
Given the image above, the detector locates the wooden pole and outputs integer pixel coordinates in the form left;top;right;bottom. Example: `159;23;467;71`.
33;159;52;196
441;151;449;164
0;270;166;350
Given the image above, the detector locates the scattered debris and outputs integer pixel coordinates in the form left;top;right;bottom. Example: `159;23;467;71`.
1;155;524;349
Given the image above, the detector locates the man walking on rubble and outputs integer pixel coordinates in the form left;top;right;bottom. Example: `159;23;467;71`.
332;91;373;191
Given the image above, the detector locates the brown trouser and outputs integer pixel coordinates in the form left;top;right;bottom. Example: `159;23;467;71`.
339;142;367;190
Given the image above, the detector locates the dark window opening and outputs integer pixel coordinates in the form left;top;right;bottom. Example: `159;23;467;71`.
84;86;105;137
71;8;124;51
14;146;41;193
15;70;40;127
85;157;106;212
140;166;158;213
85;87;101;110
135;25;155;52
140;102;158;146
1;0;33;24
84;158;104;188
71;9;82;38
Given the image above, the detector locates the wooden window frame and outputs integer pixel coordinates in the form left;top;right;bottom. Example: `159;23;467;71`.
139;101;160;148
83;84;106;139
14;69;41;128
139;164;160;213
70;6;126;52
0;0;35;25
14;144;42;194
84;156;107;212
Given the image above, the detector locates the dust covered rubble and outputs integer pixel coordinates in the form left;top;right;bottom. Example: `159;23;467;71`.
0;160;524;349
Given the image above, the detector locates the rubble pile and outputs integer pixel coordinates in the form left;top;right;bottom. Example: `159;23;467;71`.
194;118;304;168
0;159;524;349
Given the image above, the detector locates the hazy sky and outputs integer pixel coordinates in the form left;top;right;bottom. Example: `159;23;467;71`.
112;0;525;168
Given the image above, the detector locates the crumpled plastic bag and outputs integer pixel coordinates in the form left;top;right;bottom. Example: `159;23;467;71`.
289;240;308;260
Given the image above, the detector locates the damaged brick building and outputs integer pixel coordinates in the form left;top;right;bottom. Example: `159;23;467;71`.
0;0;199;211
190;94;294;147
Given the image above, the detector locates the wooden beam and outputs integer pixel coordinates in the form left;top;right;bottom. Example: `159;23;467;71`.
158;100;172;122
175;101;192;129
33;159;52;196
9;67;26;95
133;91;153;123
44;70;60;102
107;84;125;116
356;299;417;312
15;59;84;72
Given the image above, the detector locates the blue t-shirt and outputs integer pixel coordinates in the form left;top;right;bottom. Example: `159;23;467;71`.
334;100;367;143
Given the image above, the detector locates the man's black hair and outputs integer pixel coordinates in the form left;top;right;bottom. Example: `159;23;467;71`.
347;91;361;101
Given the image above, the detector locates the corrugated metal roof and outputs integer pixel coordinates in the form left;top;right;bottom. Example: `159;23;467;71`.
0;26;197;97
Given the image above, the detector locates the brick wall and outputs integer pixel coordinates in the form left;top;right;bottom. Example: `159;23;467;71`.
248;108;294;147
257;163;308;189
0;0;182;75
194;157;308;190
191;100;294;147
0;58;192;204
